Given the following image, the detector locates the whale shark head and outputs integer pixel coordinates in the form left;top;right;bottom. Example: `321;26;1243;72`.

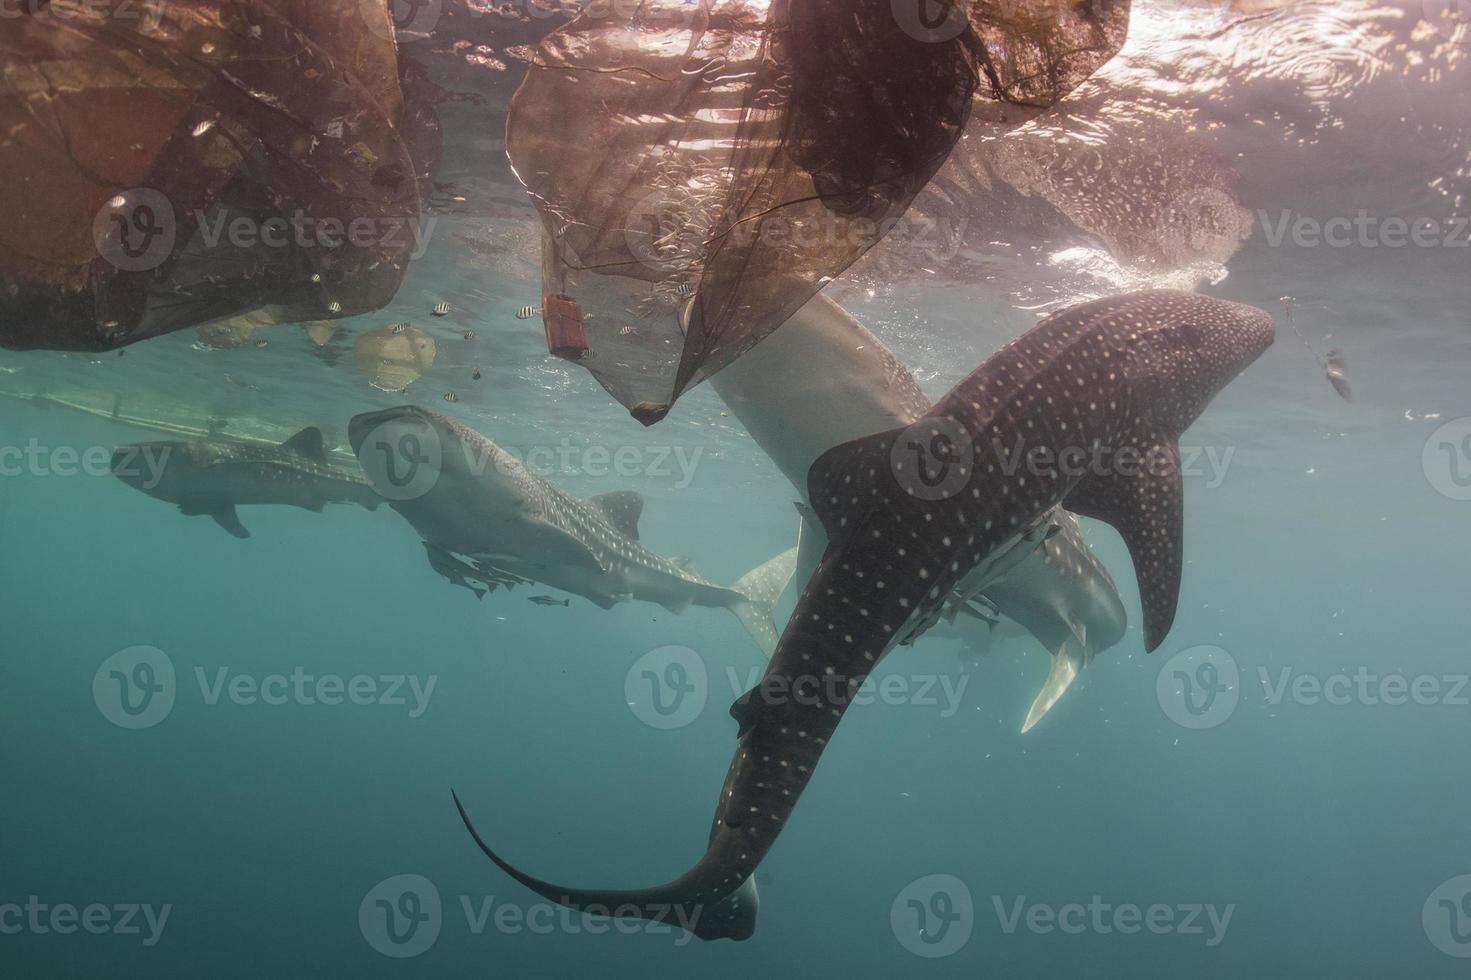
348;405;538;548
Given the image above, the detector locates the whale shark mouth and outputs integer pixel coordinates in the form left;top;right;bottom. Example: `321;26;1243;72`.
452;290;1275;941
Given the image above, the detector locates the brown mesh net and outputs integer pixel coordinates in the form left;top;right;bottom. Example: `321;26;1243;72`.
0;0;422;351
509;0;1130;423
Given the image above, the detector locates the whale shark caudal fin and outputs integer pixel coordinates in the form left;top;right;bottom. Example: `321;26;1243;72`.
1062;437;1182;652
590;491;644;540
280;426;326;461
726;548;799;658
451;790;755;941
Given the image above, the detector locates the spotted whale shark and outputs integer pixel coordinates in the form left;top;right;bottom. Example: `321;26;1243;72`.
347;406;796;656
455;290;1273;939
704;292;1126;731
110;427;381;538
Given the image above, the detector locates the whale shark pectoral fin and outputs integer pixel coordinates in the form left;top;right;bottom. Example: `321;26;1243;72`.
1021;640;1083;734
1064;437;1182;652
590;491;644;540
281;426;327;462
194;503;250;539
806;428;903;549
523;516;611;574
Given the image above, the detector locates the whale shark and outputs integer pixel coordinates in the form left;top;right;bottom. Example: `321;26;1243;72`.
453;289;1274;940
110;427;381;538
347;406;796;656
705;292;1125;731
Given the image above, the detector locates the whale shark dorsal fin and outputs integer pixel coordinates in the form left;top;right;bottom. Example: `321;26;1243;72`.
806;428;902;546
590;491;644;540
281;426;326;462
1064;437;1182;652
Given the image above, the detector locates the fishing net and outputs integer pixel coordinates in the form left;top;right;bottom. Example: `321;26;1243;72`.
510;0;1131;423
0;0;422;352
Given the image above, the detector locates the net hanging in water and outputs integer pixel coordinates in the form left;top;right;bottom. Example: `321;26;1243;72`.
508;0;1131;423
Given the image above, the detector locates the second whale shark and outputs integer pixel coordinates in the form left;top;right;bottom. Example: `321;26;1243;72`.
348;406;796;656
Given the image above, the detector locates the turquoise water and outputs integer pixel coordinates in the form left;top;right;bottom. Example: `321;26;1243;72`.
5;1;1471;977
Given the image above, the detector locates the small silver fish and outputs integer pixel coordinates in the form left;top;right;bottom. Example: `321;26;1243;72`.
432;302;450;316
1325;349;1352;402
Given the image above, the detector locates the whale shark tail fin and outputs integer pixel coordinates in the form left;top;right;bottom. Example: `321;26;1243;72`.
727;547;799;658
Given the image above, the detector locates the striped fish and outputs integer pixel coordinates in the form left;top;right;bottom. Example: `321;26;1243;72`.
515;306;541;320
390;323;410;335
432;302;450;316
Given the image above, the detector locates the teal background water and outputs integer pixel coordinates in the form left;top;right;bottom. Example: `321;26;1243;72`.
5;0;1471;976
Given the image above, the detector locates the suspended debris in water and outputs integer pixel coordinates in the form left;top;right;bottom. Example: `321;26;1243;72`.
516;305;541;320
354;324;437;392
527;595;571;607
443;391;459;403
1282;297;1352;403
117;350;125;358
471;368;482;381
432;302;450;316
1324;348;1352;402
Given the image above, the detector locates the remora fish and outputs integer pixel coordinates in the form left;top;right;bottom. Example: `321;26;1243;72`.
454;290;1274;940
347;406;797;656
706;292;1125;731
110;427;381;538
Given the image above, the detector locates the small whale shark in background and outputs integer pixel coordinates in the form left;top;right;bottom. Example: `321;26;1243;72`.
454;289;1275;940
704;292;1125;732
110;427;381;539
348;406;797;656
